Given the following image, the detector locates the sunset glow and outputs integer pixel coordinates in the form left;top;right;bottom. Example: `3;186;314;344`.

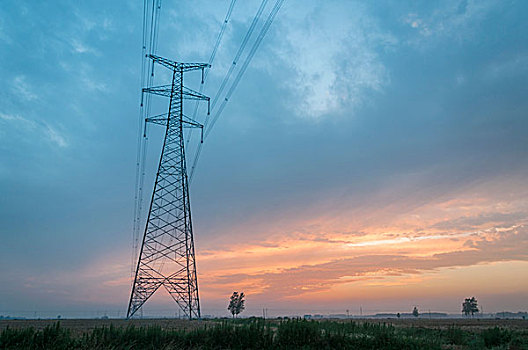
1;0;527;319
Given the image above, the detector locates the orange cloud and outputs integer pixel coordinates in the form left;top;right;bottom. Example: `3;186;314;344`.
194;175;528;309
199;224;527;303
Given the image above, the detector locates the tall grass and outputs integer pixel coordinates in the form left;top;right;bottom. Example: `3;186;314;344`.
1;319;527;349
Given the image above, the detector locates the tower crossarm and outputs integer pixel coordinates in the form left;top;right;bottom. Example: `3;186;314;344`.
182;118;204;142
148;54;210;72
182;87;210;101
182;119;203;129
143;85;210;103
145;112;169;126
146;115;204;141
146;113;203;128
143;85;172;98
145;116;168;126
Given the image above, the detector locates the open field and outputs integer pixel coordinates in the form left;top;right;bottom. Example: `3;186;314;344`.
1;317;527;332
1;318;527;349
0;318;208;335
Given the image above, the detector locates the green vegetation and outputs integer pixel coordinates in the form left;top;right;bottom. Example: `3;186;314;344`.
462;297;479;317
227;291;246;318
1;319;527;349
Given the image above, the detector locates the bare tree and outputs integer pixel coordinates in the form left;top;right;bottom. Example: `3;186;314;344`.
462;297;479;317
228;292;245;318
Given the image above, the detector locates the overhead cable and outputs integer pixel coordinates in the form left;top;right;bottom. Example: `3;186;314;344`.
187;0;237;145
205;0;285;139
132;0;162;279
189;0;285;182
208;0;269;115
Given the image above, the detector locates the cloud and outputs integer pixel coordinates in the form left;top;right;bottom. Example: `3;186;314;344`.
402;0;500;45
78;64;108;92
272;2;393;119
4;253;131;307
44;124;68;148
1;0;527;316
0;112;37;129
0;112;27;122
71;38;100;55
345;231;475;248
204;224;527;299
81;74;108;92
403;14;431;36
12;75;37;101
0;18;11;44
193;175;528;302
484;53;528;80
0;112;68;148
432;212;528;231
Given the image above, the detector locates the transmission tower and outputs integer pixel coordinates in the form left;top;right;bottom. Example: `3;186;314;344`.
127;54;210;319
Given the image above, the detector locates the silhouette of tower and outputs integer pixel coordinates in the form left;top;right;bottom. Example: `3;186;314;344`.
128;55;210;319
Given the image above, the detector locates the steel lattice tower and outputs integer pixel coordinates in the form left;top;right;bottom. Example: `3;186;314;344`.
128;55;210;319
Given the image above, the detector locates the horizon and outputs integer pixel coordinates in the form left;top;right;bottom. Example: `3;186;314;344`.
2;308;527;320
1;0;527;319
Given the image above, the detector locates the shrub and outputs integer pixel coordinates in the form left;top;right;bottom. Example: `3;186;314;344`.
481;327;511;348
445;325;467;345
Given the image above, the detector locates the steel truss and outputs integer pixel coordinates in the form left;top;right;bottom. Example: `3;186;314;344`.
127;55;210;319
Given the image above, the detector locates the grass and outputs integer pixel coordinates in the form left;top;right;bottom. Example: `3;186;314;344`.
1;318;527;349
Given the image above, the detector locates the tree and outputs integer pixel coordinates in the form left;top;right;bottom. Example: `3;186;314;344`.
412;307;419;318
397;312;401;318
228;292;245;318
462;297;479;317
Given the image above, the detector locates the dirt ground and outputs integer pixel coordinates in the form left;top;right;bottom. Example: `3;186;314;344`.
1;317;526;334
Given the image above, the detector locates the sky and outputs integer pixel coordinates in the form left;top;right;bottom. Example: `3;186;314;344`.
0;0;527;318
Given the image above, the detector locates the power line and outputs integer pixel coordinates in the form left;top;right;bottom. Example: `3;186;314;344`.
132;0;149;279
188;0;278;182
132;0;152;280
132;0;162;281
187;0;237;146
206;0;237;82
206;0;284;138
209;0;269;114
188;0;285;182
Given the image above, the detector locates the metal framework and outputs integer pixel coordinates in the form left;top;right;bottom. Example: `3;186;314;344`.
127;54;210;319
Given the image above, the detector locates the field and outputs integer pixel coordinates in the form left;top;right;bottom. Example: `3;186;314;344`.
1;317;527;349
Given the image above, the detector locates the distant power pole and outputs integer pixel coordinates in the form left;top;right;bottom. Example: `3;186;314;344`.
127;55;210;320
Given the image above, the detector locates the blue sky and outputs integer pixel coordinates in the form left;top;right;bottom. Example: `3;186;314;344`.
0;0;527;318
